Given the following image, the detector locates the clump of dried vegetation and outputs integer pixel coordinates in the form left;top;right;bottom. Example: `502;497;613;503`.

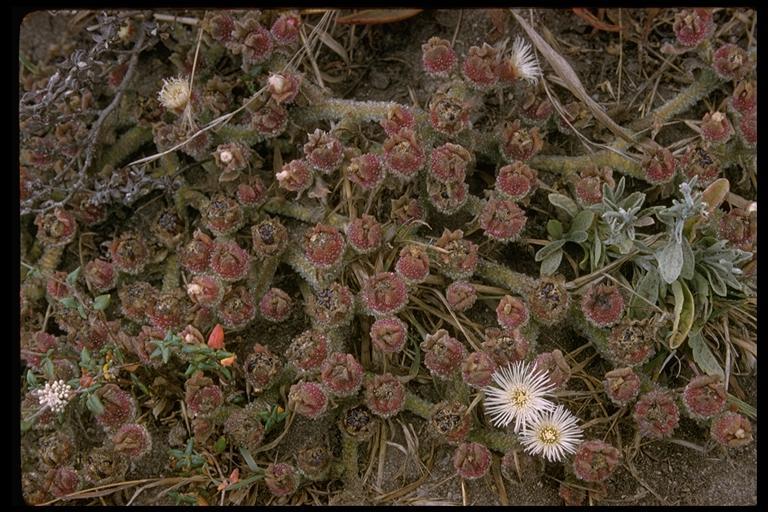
19;8;755;505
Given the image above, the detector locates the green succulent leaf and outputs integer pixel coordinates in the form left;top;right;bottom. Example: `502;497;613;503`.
547;219;564;239
548;193;579;218
93;294;111;311
534;239;566;262
656;240;683;284
540;250;563;276
688;330;724;378
569;210;594;234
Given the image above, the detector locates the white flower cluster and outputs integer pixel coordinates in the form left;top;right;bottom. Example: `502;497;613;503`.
33;379;73;414
482;361;582;462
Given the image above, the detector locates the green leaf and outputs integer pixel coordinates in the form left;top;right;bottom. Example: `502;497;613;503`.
655;240;683;284
630;268;659;319
704;267;727;297
81;347;92;366
239;447;260;472
534;239;566;262
131;373;150;395
688;330;724;378
93;294;111;311
546;219;563;239
59;297;77;309
26;369;38;388
21;419;35;432
592;227;602;267
548;193;579;217
213;436;227;453
162;346;171;364
668;280;694;349
43;358;55;380
540;250;563;276
680;237;695;281
66;267;81;287
565;230;588;243
569;210;594;234
76;302;87;319
621;191;646;210
86;393;105;416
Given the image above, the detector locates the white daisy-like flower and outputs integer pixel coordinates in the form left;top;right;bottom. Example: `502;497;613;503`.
158;76;191;112
509;37;542;85
520;404;583;463
482;361;556;432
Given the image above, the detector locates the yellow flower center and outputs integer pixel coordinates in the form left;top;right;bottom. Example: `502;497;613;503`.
538;426;560;445
509;387;530;408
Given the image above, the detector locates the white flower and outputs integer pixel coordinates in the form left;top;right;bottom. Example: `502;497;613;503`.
509;37;542;85
482;361;556;432
520;405;583;463
158;76;191;112
33;379;73;414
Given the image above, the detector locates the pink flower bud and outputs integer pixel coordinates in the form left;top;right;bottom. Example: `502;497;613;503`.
217;285;256;330
644;147;676;184
185;371;223;418
712;43;751;81
303;224;345;269
321;352;364;397
422;37;457;77
446;281;477;312
264;463;298;497
435;229;478;280
480;198;527;242
462;43;500;90
431;401;471;444
370;317;408;354
603;367;641;406
112;423;152;459
381;104;416;136
682;375;726;419
361;272;409;316
496;295;529;330
633;389;680;439
271;12;301;45
429;143;473;183
461;351;497;388
289;381;328;419
35;208;77;247
346;153;385;190
421;329;467;379
496;162;538;201
482;327;529;366
203;194;244;236
429;92;471;137
180;230;213;274
109;231;149;275
287;329;328;372
84;259;117;293
499;120;543;162
673;9;714;47
304;129;344;174
395;244;430;284
267;72;301;104
259;287;293;322
277;158;314;194
731;79;756;115
209;238;250;282
346;214;383;254
607;319;656;367
453;442;491;480
710;411;753;448
572;440;621;482
243;344;282;393
580;282;625;327
383;129;425;180
306;283;354;328
700;111;733;144
364;372;406;418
